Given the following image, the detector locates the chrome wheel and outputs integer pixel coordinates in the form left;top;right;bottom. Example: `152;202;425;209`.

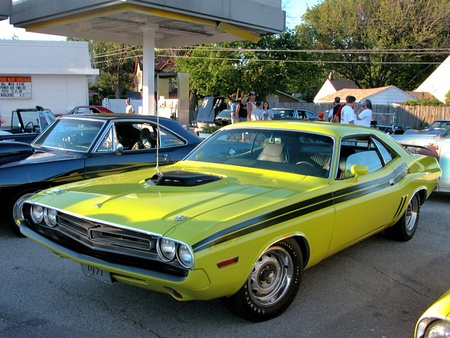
248;246;293;307
222;238;303;321
404;196;419;234
386;194;420;242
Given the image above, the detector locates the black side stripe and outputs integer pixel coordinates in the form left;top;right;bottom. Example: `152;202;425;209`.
192;163;409;253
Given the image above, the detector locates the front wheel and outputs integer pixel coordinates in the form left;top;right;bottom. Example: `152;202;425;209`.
385;194;420;241
222;238;303;322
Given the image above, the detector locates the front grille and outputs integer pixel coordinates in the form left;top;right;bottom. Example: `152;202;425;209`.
57;213;156;253
24;207;188;277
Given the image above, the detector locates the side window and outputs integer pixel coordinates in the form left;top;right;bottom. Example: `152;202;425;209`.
372;137;396;165
159;126;187;148
96;126;119;152
337;135;387;179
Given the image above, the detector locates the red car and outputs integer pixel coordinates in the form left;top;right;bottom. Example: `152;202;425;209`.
55;105;114;117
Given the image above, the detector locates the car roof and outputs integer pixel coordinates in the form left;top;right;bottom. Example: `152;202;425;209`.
60;113;170;122
222;120;393;139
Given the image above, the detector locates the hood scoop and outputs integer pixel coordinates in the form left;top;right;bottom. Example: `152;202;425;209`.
148;171;222;186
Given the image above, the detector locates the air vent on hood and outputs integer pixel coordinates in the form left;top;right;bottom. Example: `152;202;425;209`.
149;171;221;186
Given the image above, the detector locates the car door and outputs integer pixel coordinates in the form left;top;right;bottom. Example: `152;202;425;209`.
84;121;174;178
327;134;407;254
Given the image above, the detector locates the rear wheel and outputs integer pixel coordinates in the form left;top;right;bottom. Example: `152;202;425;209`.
8;189;40;236
222;238;303;322
386;194;420;241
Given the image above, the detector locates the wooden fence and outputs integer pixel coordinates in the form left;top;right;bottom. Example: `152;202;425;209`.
270;101;450;129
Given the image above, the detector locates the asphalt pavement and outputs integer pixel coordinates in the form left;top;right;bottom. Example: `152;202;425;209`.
1;193;449;338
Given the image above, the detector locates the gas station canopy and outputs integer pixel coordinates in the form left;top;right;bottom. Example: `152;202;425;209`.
4;0;285;123
7;0;286;47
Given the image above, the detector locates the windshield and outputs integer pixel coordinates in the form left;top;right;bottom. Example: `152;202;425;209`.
428;121;450;130
33;119;105;152
217;110;231;118
186;128;334;178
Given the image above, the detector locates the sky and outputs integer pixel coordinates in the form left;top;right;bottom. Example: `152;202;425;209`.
0;0;320;41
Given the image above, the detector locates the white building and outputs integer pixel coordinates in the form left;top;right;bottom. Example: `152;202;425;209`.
415;55;450;103
0;40;99;125
315;85;417;106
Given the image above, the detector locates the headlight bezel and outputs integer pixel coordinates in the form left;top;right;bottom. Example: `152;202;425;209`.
30;204;44;223
44;208;58;227
157;237;194;270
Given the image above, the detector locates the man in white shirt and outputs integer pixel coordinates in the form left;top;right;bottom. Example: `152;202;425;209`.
340;95;356;124
355;99;373;127
250;101;264;120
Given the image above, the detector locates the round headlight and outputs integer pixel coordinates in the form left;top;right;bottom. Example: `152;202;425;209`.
159;238;176;261
44;208;58;227
423;319;450;338
31;205;44;223
177;244;194;269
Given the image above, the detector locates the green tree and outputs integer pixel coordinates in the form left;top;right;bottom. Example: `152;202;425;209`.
91;41;139;99
172;30;325;101
301;0;450;89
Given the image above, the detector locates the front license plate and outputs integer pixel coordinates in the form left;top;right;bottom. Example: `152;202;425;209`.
81;264;112;284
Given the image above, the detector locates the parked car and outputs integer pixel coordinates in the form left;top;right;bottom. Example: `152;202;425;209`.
392;128;450;192
0;114;201;235
272;108;315;120
55;105;115;117
404;119;450;135
0;107;56;143
374;123;407;134
214;109;232;126
191;96;227;134
414;289;450;338
19;121;440;321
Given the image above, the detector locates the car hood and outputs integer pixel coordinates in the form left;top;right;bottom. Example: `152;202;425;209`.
1;147;83;168
28;162;322;244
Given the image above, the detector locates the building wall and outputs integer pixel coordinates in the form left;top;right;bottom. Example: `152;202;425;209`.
1;75;90;125
366;87;416;105
0;40;98;125
313;80;335;103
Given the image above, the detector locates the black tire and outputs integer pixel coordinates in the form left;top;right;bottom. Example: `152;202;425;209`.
8;189;40;236
385;194;420;242
222;238;303;322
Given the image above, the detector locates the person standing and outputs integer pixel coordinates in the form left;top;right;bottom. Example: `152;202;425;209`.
340;95;357;124
355;99;373;127
250;101;264;120
330;97;341;122
125;98;135;114
235;96;248;122
246;92;257;120
262;101;274;120
228;97;238;123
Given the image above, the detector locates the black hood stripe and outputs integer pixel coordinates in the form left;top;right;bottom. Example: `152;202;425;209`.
192;163;409;253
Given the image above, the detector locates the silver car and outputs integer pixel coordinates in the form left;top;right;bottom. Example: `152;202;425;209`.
392;128;450;193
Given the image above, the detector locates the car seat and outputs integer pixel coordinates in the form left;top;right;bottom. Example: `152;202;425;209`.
257;143;289;163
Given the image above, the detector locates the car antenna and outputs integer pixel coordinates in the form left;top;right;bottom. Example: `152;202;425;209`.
155;104;161;174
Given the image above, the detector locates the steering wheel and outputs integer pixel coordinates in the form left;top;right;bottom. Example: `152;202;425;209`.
296;161;316;167
24;121;34;132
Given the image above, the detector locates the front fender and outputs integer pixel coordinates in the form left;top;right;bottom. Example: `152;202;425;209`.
0;141;34;165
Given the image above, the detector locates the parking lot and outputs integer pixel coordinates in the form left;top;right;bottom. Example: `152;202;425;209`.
1;193;449;338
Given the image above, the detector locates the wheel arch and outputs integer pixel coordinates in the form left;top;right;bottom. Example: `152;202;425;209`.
291;235;310;269
414;188;426;206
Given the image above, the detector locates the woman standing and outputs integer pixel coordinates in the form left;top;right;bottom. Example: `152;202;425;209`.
262;101;274;120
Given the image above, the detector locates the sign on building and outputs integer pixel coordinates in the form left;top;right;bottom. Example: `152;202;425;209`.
0;76;32;98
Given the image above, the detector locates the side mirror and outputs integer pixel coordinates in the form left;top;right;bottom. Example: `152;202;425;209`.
115;143;124;155
350;164;368;182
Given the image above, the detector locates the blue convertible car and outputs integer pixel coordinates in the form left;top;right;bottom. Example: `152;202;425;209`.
0;114;201;235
